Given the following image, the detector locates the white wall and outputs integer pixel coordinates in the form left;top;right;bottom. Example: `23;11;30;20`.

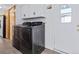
54;4;79;54
16;4;56;50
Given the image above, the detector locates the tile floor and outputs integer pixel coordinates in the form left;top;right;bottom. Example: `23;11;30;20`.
0;38;21;54
0;38;59;54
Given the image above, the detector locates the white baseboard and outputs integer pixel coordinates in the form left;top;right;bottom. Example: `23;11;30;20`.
54;48;68;54
45;46;68;54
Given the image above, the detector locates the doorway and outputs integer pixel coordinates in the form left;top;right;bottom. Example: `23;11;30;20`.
5;5;16;40
0;15;6;38
9;5;16;40
0;15;3;37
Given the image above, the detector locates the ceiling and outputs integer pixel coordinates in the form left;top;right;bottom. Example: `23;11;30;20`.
0;4;12;15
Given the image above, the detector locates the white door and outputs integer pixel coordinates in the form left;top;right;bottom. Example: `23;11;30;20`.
55;4;79;54
0;16;3;37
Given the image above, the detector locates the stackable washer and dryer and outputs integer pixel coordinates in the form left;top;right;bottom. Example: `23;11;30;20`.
12;22;45;54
